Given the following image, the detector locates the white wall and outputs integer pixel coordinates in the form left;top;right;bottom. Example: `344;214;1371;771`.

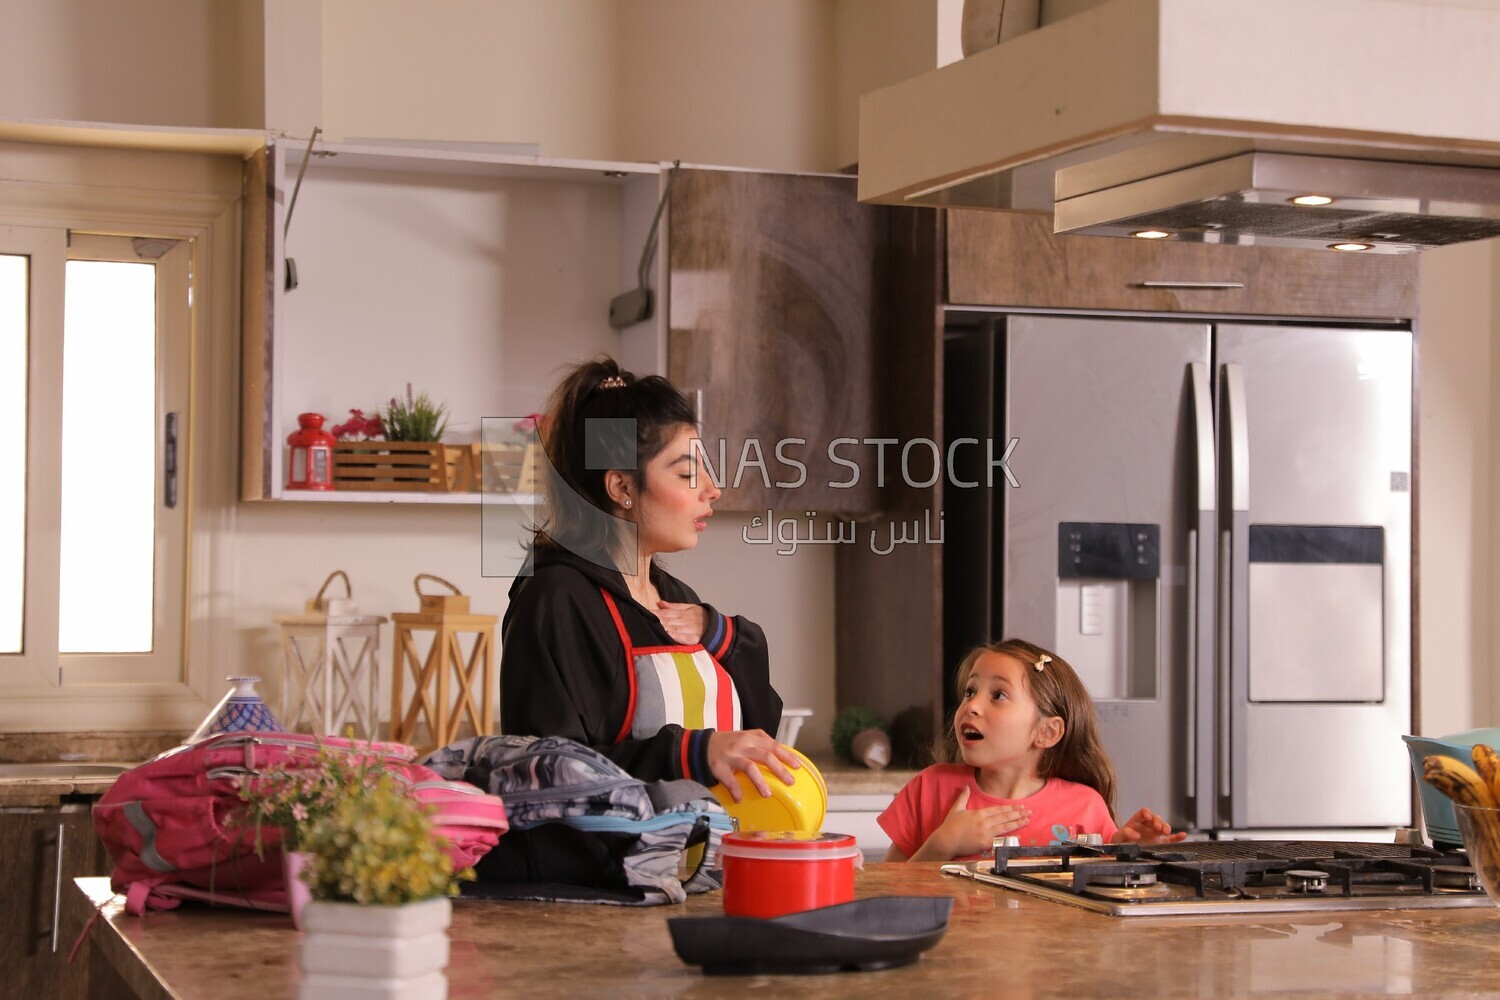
0;0;261;129
1418;239;1500;737
315;0;841;172
833;0;942;169
229;504;834;750
613;0;837;170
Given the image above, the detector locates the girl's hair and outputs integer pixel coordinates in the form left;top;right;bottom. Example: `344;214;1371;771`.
534;356;697;560
950;637;1118;818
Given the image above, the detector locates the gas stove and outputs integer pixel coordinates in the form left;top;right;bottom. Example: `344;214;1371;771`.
941;840;1495;916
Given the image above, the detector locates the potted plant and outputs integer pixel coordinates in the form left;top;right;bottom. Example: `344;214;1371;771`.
381;384;449;444
235;741;393;928
330;385;470;492
295;770;473;1000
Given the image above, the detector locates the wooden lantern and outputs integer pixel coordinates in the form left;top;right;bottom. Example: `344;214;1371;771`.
275;570;387;739
391;574;497;754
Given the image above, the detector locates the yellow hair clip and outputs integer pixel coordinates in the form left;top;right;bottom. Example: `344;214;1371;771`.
1034;654;1052;672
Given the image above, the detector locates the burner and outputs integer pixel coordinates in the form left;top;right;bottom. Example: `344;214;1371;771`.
1092;870;1158;888
1284;869;1330;893
1433;866;1481;891
1088;882;1172;900
947;841;1497;916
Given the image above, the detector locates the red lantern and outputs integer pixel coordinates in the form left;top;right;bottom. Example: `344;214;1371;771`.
287;412;336;490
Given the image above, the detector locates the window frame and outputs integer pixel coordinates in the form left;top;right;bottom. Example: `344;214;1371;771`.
0;149;242;732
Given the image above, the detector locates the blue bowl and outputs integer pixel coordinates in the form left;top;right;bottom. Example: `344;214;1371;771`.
1403;728;1500;846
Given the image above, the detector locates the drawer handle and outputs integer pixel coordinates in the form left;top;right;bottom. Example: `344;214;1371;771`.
51;823;64;953
1135;281;1246;290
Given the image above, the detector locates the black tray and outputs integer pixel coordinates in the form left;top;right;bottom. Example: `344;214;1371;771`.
667;896;954;975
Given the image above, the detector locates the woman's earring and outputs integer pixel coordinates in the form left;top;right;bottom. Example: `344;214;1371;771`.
623;498;632;509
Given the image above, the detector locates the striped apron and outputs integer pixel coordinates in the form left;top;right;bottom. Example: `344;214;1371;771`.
600;589;743;746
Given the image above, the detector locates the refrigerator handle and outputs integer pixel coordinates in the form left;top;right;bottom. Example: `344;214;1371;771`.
1186;526;1198;793
1190;363;1215;512
1187;363;1215;829
1218;530;1233;797
1220;363;1251;827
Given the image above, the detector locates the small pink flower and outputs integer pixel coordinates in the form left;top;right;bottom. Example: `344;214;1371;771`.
291;803;309;821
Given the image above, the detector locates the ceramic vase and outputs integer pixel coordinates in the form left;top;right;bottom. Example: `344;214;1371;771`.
188;676;285;742
299;897;451;1000
283;850;312;930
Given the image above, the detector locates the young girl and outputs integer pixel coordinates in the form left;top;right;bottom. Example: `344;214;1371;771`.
880;638;1186;861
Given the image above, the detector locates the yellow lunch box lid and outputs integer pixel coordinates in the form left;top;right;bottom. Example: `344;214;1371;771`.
710;748;827;833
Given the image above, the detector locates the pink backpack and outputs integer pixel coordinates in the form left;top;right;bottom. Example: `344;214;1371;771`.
93;732;507;915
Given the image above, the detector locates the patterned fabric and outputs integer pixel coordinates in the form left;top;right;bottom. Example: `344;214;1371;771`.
423;734;731;906
629;649;743;737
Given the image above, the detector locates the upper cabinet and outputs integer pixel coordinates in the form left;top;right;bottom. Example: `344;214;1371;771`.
667;168;900;513
946;210;1418;319
241;152;914;514
241;141;668;503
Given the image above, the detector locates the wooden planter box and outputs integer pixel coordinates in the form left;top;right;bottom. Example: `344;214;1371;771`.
332;441;471;492
476;441;542;495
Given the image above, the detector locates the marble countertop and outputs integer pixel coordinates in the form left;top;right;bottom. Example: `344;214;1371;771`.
0;775;120;808
0;731;180;807
806;753;915;796
72;864;1500;999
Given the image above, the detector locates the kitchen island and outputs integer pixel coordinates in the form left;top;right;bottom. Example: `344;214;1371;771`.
71;864;1500;998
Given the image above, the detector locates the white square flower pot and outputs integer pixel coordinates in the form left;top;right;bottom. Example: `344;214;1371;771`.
299;897;452;1000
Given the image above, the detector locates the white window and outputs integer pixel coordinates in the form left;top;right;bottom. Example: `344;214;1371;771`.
2;229;190;687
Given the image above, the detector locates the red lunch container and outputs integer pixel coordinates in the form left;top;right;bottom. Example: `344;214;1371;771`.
720;831;861;918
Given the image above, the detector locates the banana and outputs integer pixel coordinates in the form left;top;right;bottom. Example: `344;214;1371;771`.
1472;743;1500;801
1425;753;1500;892
1422;755;1499;809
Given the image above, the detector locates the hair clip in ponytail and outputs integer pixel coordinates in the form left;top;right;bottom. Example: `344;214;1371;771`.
1034;654;1051;672
597;375;627;390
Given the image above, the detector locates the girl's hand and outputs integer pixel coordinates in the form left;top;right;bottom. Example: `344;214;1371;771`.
656;601;707;644
1115;807;1188;845
910;787;1031;861
706;729;802;801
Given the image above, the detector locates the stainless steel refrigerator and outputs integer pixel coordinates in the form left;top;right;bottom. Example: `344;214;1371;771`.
945;314;1413;833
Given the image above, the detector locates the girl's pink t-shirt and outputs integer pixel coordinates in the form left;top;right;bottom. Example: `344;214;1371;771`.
877;764;1118;860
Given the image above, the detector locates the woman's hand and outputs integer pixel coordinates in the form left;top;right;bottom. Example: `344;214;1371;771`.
1115;807;1189;845
706;729;802;800
655;601;707;644
909;787;1031;861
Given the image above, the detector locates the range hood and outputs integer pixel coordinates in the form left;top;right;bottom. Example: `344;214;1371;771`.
858;0;1500;253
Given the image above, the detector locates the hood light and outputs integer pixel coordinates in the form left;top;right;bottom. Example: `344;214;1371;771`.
1329;242;1373;252
1290;194;1335;206
1131;229;1173;239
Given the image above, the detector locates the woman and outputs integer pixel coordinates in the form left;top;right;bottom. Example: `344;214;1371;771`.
500;357;798;799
